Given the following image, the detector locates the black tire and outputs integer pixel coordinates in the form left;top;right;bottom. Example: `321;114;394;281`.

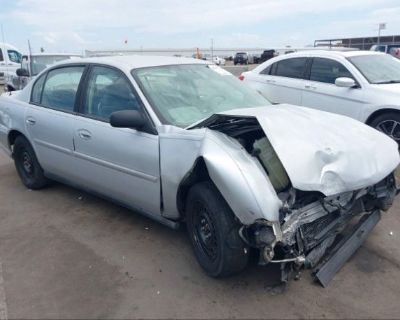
13;136;49;189
369;112;400;144
186;181;249;277
6;85;15;92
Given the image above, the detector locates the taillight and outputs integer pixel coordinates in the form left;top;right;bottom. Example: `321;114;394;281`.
238;74;245;81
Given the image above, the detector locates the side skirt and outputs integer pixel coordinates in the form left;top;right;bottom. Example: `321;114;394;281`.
44;172;180;230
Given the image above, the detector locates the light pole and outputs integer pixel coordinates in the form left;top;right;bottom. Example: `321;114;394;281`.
211;38;214;60
378;22;386;45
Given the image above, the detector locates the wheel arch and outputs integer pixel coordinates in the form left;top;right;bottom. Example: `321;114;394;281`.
7;129;26;151
366;108;400;125
176;157;212;219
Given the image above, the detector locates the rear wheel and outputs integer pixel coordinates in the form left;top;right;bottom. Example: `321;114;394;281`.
186;181;249;277
369;112;400;144
13;136;49;189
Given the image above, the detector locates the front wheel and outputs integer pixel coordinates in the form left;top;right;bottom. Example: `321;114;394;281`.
186;181;249;277
13;136;49;189
369;112;400;144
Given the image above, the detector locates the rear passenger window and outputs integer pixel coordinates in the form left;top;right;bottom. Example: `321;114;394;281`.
275;58;307;79
83;66;141;121
41;66;85;112
31;74;46;104
310;58;354;84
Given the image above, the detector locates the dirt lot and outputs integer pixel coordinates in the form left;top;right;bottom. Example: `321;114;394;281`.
0;151;400;319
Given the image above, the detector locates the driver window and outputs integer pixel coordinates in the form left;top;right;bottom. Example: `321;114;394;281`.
7;50;22;63
83;66;140;121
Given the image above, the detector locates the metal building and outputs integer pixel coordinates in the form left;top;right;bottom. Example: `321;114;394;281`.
314;35;400;50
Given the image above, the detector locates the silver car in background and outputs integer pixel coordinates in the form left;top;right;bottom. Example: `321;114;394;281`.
0;56;398;286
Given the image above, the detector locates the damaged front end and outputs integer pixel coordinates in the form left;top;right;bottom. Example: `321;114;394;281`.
241;174;396;286
191;107;399;286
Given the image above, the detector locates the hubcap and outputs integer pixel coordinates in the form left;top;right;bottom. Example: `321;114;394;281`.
194;203;218;261
376;120;400;142
22;151;33;175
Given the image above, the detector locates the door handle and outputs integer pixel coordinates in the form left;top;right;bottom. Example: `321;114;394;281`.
26;118;36;125
265;79;276;84
78;129;92;140
305;85;317;90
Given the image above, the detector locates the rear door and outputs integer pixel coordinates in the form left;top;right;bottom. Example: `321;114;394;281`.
73;65;161;216
301;57;365;119
25;65;86;179
256;57;307;105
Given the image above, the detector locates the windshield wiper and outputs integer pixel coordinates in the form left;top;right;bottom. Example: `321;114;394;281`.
374;80;400;84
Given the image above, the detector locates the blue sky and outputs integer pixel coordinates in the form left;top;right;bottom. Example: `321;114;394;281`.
0;0;400;54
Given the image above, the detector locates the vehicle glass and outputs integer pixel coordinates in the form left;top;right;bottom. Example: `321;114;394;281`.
348;54;400;84
84;66;141;121
41;66;85;112
376;46;386;53
310;58;354;84
7;50;22;63
236;53;247;58
0;49;3;62
31;73;47;104
133;64;270;127
260;65;271;75
275;58;307;79
31;55;77;76
270;62;278;75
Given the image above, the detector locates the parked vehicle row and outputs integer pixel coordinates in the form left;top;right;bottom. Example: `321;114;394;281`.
241;50;400;143
0;55;398;286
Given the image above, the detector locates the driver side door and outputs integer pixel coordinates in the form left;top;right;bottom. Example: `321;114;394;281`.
73;65;161;216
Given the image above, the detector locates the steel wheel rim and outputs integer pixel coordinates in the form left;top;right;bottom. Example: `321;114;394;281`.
21;150;34;176
375;120;400;142
193;202;218;262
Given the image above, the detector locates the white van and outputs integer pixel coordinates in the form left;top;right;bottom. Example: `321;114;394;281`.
0;43;22;88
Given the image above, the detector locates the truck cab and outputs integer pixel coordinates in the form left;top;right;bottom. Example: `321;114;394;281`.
0;43;22;90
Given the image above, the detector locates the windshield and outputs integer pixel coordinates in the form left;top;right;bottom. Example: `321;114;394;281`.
133;64;269;127
348;54;400;84
31;55;77;76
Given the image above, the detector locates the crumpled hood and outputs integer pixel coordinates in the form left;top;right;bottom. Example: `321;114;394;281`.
193;104;400;196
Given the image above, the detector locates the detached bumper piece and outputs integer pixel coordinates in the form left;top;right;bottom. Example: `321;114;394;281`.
312;210;381;287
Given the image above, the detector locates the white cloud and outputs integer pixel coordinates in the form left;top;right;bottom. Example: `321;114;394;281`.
5;0;400;49
11;0;393;33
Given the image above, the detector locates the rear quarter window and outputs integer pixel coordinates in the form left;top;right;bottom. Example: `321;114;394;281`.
31;73;47;104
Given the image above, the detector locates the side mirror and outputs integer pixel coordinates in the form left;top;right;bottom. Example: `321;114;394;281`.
16;68;29;77
110;110;146;130
335;77;356;88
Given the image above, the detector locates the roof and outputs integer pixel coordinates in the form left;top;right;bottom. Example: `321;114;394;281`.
29;53;81;57
284;50;384;58
57;55;209;71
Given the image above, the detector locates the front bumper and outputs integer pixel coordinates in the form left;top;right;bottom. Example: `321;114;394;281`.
241;173;397;286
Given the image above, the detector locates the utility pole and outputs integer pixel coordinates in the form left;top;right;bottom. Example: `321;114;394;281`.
211;38;214;60
378;22;386;45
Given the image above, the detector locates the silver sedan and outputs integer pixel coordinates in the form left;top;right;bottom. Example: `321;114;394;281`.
0;56;398;286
